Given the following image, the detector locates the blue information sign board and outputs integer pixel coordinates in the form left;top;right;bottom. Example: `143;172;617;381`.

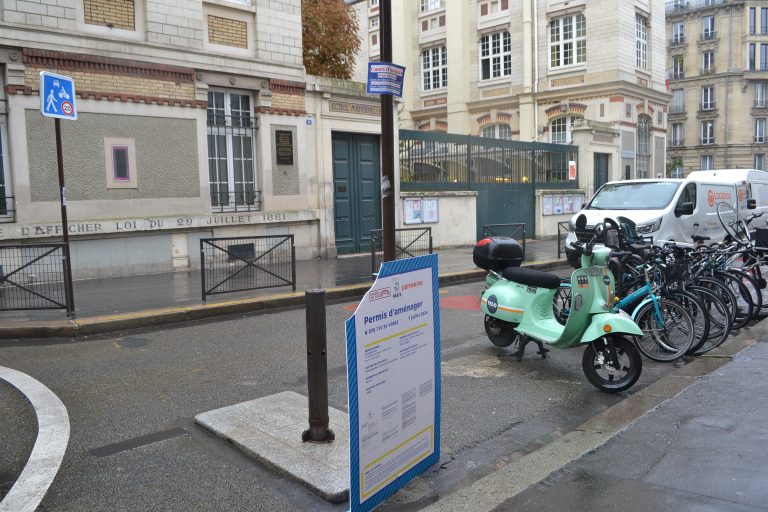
39;71;77;120
345;254;441;512
366;62;406;97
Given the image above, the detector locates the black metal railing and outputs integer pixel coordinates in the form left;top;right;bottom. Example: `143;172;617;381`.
482;223;527;261
0;244;71;311
671;138;685;147
200;235;296;302
0;194;15;221
557;221;570;259
210;190;263;213
370;228;433;276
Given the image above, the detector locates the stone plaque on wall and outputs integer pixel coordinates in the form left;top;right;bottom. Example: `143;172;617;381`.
271;125;299;195
275;130;294;165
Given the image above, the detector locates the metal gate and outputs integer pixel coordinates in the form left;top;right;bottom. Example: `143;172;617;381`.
399;130;579;240
370;227;432;276
0;244;71;312
200;235;296;302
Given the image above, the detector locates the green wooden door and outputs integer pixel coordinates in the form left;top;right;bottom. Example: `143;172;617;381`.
594;153;609;193
333;133;381;254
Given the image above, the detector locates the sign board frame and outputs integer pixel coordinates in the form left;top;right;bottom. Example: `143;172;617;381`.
345;254;441;512
39;71;78;120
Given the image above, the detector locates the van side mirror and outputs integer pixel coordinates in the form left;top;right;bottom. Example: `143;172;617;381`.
675;202;694;217
747;198;757;210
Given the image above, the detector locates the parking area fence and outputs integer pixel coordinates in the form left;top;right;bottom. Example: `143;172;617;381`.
0;244;72;313
200;235;296;302
370;228;433;276
482;223;527;261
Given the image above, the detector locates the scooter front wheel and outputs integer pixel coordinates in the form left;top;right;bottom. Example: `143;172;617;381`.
484;315;519;347
582;336;642;393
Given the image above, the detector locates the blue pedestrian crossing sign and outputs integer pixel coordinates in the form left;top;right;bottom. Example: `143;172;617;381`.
40;71;77;120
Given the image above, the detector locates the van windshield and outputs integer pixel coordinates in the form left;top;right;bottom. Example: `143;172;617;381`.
586;181;682;210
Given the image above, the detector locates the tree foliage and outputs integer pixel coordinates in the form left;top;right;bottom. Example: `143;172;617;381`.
302;0;361;79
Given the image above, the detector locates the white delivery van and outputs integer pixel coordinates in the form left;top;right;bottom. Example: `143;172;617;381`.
564;169;768;266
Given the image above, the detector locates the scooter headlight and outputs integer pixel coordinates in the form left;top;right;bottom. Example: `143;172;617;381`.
636;217;662;234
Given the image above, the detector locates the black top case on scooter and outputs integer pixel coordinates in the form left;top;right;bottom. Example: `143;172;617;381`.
473;237;523;271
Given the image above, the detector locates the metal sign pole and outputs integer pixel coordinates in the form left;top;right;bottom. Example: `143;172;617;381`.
380;0;395;262
55;118;75;316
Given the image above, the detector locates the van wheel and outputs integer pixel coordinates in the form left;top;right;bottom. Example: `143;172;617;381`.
484;315;519;347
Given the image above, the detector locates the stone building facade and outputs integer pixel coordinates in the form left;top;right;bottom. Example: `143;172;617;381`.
0;0;383;277
353;0;670;192
666;0;765;175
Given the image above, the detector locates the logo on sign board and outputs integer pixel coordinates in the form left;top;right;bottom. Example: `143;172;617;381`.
393;281;402;298
369;287;391;301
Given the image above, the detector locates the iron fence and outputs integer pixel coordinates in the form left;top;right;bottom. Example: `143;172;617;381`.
399;129;578;188
0;244;71;311
370;228;433;277
482;223;526;261
200;235;296;302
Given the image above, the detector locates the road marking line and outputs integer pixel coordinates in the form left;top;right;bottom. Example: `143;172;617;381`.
0;366;69;512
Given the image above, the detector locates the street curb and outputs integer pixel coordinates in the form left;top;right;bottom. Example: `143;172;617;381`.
0;259;567;339
419;319;768;512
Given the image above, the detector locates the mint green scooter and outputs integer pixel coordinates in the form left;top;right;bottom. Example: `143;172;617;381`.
475;216;644;393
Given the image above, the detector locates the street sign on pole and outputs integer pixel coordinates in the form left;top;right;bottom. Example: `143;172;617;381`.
39;71;77;316
345;254;441;512
40;71;77;120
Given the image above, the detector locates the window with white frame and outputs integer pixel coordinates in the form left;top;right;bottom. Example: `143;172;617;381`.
750;43;756;70
701;154;714;170
370;16;379;29
370;0;379;6
669;162;684;178
550;116;576;144
701;85;715;110
702;50;714;73
756;118;766;143
672;88;685;113
636;14;648;69
549;13;586;69
672;122;684;146
750;7;756;35
756;153;765;171
206;90;258;210
636;115;651;179
672;21;684;43
480;31;511;80
701;120;715;145
757;83;768;108
481;123;512;140
673;55;684;79
0;118;10;217
420;0;444;13
422;46;447;91
702;15;715;39
762;7;768;34
762;43;768;70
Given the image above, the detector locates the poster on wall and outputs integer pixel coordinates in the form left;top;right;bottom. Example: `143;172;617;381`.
542;195;553;216
563;195;574;214
422;198;439;223
553;195;564;215
404;198;423;224
573;195;584;212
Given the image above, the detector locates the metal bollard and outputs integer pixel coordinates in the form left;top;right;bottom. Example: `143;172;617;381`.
302;289;335;443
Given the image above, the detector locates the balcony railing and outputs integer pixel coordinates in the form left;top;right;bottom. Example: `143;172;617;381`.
671;139;685;147
670;36;686;45
700;102;717;111
670;104;686;114
666;0;729;14
701;30;717;41
755;99;768;108
701;67;716;75
672;71;685;80
700;137;715;145
755;135;765;143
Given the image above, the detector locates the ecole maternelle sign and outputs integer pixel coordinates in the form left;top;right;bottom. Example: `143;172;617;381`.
0;210;318;240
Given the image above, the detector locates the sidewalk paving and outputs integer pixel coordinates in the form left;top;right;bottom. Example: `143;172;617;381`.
0;239;563;336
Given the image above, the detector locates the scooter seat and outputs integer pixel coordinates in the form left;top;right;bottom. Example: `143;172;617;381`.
501;267;561;289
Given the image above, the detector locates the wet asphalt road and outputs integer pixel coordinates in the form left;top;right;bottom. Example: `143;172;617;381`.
0;276;675;511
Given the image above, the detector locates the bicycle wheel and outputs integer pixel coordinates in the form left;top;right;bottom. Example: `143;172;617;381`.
716;271;755;328
746;258;768;316
694;276;738;329
726;268;762;319
632;298;695;362
668;290;710;354
687;285;732;355
716;202;751;244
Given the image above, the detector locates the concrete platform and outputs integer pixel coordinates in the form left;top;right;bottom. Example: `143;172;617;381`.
194;391;349;503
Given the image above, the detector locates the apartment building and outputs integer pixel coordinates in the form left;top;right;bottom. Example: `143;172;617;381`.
354;0;670;195
666;0;767;176
0;0;384;276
